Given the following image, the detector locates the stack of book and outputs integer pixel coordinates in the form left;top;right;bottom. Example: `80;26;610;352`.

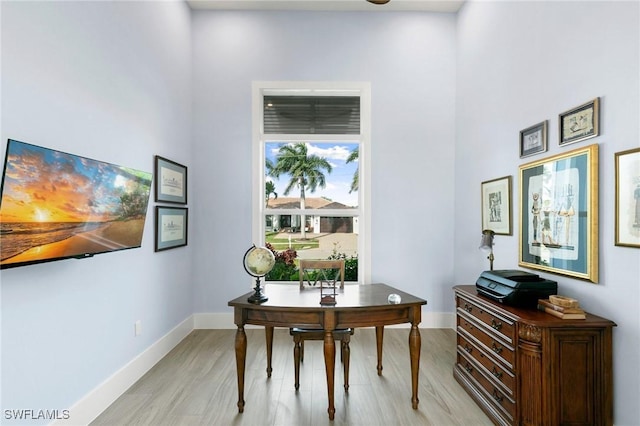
537;297;586;319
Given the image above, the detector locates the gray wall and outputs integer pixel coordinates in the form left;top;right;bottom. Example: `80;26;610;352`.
0;1;193;421
190;10;458;314
455;1;640;422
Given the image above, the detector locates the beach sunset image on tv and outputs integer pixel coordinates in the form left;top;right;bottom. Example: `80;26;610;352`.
0;139;153;269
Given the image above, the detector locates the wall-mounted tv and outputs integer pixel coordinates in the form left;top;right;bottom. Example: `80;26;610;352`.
0;139;153;269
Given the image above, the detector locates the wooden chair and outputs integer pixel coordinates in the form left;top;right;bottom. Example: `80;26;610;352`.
290;259;354;391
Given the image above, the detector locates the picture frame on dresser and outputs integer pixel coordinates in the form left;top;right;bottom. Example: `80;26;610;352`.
519;120;547;158
154;155;187;204
615;147;640;248
559;97;599;146
481;175;512;235
519;144;598;282
155;206;188;252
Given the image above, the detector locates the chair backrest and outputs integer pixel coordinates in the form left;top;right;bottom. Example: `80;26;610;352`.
299;259;345;290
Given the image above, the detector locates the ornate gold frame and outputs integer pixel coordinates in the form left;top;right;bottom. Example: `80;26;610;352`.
519;144;599;282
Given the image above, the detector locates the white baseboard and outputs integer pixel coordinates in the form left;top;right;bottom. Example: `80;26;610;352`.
54;309;454;426
53;315;194;426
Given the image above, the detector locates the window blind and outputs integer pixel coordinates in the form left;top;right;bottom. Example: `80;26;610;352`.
263;96;360;134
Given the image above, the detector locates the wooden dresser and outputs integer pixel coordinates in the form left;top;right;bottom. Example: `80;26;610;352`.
453;285;615;426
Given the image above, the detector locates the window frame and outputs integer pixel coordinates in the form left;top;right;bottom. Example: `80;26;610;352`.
252;81;371;284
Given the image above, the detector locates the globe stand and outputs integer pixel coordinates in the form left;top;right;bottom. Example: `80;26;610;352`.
248;276;268;304
243;245;275;305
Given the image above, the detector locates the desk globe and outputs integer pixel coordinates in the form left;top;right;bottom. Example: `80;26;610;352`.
243;245;275;303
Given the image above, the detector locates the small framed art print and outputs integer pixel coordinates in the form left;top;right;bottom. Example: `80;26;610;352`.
615;147;640;248
155;206;188;251
481;175;512;235
559;98;600;146
155;155;187;204
520;121;548;158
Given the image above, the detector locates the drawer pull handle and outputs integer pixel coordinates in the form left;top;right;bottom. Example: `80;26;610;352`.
491;367;503;379
465;363;473;373
492;389;503;403
464;303;473;313
491;343;503;354
491;319;502;330
464;344;473;354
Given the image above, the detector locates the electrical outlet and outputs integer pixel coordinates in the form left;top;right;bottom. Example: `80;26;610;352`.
134;320;142;336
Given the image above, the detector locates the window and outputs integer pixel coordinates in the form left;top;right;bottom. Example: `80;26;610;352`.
252;82;371;284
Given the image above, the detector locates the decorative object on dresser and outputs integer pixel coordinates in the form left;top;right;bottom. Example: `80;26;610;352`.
519;144;599;282
479;230;496;271
614;147;640;248
454;285;615;426
538;296;586;319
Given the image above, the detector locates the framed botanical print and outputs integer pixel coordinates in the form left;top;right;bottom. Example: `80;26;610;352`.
481;176;512;235
615;147;640;247
519;144;599;282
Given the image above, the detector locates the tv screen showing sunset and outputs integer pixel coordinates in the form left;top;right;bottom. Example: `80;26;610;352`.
0;139;153;269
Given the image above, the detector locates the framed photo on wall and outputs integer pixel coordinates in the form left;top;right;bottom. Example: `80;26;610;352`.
155;155;187;204
559;98;600;146
155;206;188;251
519;144;598;282
615;147;640;248
520;121;548;158
481;175;512;235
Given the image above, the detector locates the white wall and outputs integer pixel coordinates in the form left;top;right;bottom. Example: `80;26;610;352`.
2;1;638;424
191;11;457;313
0;1;193;423
455;1;640;423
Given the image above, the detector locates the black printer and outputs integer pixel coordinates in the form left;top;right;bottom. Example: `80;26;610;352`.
475;269;557;308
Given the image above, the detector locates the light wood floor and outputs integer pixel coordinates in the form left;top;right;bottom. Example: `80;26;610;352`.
91;328;492;426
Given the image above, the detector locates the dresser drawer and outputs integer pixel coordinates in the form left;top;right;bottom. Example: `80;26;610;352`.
456;295;515;344
457;314;515;369
455;359;516;423
457;332;515;395
453;285;615;426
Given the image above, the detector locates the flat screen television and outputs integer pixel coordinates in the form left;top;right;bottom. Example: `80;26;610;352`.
0;139;153;269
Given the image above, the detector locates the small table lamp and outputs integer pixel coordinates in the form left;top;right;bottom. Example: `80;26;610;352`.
479;229;495;271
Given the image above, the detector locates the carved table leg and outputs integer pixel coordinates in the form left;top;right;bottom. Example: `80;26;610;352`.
342;335;350;392
376;325;384;375
293;334;302;390
234;325;247;413
323;330;336;420
265;325;273;378
409;323;421;409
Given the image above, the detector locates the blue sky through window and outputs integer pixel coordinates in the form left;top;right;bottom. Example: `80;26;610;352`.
265;142;359;207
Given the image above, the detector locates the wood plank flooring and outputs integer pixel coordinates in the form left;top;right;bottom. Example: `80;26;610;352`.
91;328;492;426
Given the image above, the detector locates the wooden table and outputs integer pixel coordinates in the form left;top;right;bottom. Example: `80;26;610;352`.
228;283;427;420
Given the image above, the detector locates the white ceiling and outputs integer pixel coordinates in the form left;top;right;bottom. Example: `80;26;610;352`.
186;0;465;13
